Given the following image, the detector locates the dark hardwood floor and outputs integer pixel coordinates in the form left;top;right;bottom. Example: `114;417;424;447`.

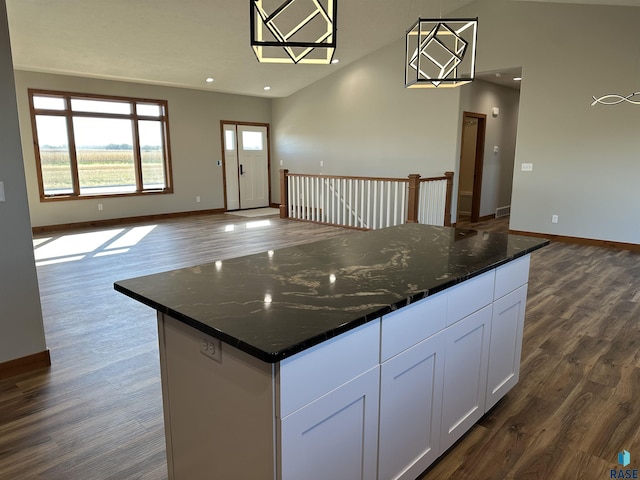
1;213;639;479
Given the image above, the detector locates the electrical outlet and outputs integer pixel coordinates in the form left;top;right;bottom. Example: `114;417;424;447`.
521;163;533;172
196;196;201;203
200;337;222;362
98;203;103;211
552;214;559;223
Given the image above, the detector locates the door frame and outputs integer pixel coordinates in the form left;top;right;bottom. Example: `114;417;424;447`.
219;120;271;211
458;112;486;223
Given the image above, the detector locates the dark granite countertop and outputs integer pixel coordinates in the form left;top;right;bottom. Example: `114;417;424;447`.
114;224;548;363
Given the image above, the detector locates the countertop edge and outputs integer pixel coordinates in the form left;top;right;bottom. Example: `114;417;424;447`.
113;239;549;363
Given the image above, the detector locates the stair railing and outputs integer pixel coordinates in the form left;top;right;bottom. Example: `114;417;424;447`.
280;170;453;230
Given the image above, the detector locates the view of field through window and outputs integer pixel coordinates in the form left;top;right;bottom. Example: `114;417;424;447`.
31;92;170;198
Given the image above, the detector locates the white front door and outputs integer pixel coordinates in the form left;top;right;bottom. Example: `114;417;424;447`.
222;123;270;211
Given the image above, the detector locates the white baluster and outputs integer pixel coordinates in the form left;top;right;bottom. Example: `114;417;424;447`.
312;177;317;221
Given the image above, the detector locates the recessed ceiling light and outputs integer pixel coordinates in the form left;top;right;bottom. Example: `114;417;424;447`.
331;58;339;64
263;86;271;91
513;77;522;81
205;77;214;83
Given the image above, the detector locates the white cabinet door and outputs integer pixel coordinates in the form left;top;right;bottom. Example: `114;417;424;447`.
486;284;528;411
440;305;492;452
378;330;445;480
280;367;380;480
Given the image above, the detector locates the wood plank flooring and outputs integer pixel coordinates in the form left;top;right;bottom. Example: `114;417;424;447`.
1;213;639;479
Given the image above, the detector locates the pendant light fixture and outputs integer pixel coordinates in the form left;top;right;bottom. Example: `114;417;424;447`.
250;0;337;64
405;18;478;88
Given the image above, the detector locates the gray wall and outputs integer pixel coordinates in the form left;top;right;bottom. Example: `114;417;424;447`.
273;0;640;244
14;0;640;244
271;39;463;206
460;79;520;218
458;0;640;243
0;0;47;363
15;71;272;227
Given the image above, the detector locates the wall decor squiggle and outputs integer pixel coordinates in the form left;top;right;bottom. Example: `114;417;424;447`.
591;92;640;106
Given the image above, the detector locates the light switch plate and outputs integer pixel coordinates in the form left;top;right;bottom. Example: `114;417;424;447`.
0;181;5;202
521;163;534;172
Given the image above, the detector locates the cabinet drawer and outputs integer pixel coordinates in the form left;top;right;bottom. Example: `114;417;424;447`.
446;270;494;325
278;319;380;418
381;291;447;362
494;255;530;300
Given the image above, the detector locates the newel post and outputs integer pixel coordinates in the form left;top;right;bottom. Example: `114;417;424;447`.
407;174;421;223
444;171;454;226
279;169;289;219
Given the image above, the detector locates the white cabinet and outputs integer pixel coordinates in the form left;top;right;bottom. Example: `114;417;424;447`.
486;284;527;411
280;367;380;480
378;330;445;480
446;270;494;326
278;320;380;418
440;305;492;452
374;255;531;479
156;255;533;480
278;320;381;480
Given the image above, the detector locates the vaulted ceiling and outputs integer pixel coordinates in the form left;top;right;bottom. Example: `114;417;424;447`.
6;0;639;98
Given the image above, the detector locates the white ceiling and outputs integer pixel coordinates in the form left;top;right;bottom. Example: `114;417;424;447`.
5;0;640;98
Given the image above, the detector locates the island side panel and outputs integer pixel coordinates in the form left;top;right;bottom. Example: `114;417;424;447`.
158;313;277;480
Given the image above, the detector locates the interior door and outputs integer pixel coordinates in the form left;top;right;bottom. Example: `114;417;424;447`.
457;112;486;223
222;123;270;211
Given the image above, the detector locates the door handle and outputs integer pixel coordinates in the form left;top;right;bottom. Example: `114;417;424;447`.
240;164;244;175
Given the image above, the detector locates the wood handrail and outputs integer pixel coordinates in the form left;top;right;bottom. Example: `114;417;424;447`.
285;173;411;182
286;172;450;183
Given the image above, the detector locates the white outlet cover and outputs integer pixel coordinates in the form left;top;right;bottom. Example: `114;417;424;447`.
521;163;534;172
0;181;5;202
199;336;222;362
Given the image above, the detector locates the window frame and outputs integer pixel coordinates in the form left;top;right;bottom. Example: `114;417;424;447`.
28;88;174;201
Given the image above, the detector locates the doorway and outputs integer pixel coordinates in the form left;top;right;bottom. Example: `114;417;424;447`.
221;122;271;211
457;112;486;223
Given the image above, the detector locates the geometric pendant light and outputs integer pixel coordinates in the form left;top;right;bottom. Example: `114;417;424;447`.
405;18;478;88
250;0;337;64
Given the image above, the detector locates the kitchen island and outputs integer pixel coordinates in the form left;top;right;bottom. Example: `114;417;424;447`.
115;223;548;480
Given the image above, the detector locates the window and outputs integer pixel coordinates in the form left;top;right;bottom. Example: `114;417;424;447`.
241;130;264;150
29;89;173;200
